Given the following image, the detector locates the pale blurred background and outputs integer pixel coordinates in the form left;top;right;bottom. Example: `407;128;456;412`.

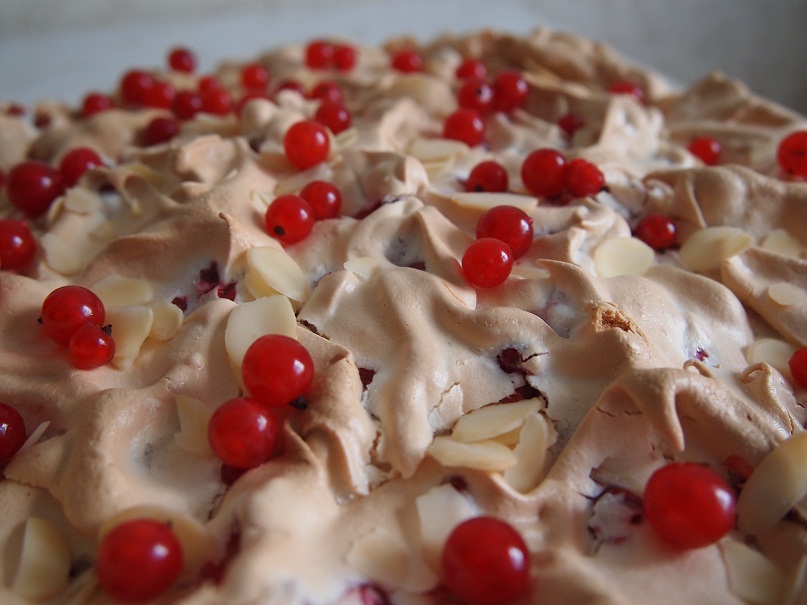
1;0;806;113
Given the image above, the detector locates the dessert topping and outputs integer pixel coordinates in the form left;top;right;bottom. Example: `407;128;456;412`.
241;334;314;408
461;237;513;287
776;130;807;178
58;146;103;187
688;135;722;165
167;46;197;73
68;322;115;370
491;70;528;113
442;108;485;147
0;401;27;463
265;194;316;244
633;214;677;251
300;180;342;219
41;285;106;346
475;204;533;259
465;160;509;193
208;397;280;469
11;517;71;600
7;160;65;217
284;120;331;169
0;219;37;270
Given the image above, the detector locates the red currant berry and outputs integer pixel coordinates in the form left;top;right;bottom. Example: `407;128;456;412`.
457;80;494;113
0;219;36;270
391;49;423;73
241;334;314;408
558;113;584;137
168;46;196;73
143;116;180;146
241;63;270;90
7;160;65;217
455;58;487;81
59;147;103;188
492;71;528;113
81;92;115;118
310;80;344;105
333;44;357;71
119;69;154;106
264;194;315;244
208;397;280;469
172;90;202;121
777;130;807;178
314;102;352;135
68;323;115;370
634;214;677;251
143;79;176;110
521;148;566;198
306;40;335;69
0;402;27;464
564;158;605;198
442;516;530;605
200;87;233;115
300;180;342;220
443;108;485;147
688;136;722;166
789;347;807;388
476;205;533;259
465;160;509;193
96;518;183;603
197;75;223;93
41;285;105;346
284;120;330;170
643;462;736;549
462;238;513;288
608;80;646;104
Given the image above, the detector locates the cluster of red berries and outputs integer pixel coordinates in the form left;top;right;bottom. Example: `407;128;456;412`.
40;285;115;370
521;148;605;201
265;180;342;245
208;335;314;470
462;204;534;288
305;39;357;71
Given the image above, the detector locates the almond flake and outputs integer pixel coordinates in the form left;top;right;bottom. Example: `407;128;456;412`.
12;517;71;600
346;525;410;586
106;305;154;367
41;233;83;275
678;226;754;272
244;246;310;303
451;399;542;443
92;275;154;309
16;421;51;457
344;256;381;280
174;395;214;456
149;302;184;341
408;137;468;162
744;338;797;377
224;294;297;369
427;436;517;471
761;228;802;258
63;187;103;214
593;237;655;278
767;282;803;307
451;191;538;213
416;484;478;569
720;540;783;605
503;412;555;493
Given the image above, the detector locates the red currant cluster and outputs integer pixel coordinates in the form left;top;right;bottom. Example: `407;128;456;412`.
265;180;341;245
521;148;605;201
305;39;358;71
462;204;534;288
40;285;115;370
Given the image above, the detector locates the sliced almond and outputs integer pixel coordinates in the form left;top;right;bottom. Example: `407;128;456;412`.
99;506;217;578
106;305;154;368
593;237;655;278
224;295;297;369
149;301;184;341
415;484;477;568
503;412;554;493
408;137;468;162
767;282;803;307
41;233;82;275
678;226;754;272
737;431;807;535
451;399;541;443
92;275;155;309
344;256;381;280
451;191;538;213
761;228;802;258
63;187;103;214
12;517;71;600
16;421;51;457
427;436;517;471
744;338;797;377
174;395;214;456
244;246;310;303
91;220;117;241
346;525;410;586
719;540;783;605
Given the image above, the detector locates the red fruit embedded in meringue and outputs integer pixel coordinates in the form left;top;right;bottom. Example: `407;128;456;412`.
241;334;315;408
6;160;64;217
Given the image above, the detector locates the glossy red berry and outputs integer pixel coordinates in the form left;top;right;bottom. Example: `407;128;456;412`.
688;136;722;166
443;108;485;147
334;44;357;71
264;194;315;244
462;238;513;288
492;71;528;113
777;130;807;178
442;516;530;605
68;323;115;370
643;462;736;549
168;47;196;73
465;160;509;193
81;92;115;118
564;158;605;197
476;205;533;259
306;40;335;69
457;80;494;113
300;180;342;219
455;58;487;81
789;347;807;388
241;63;270;90
120;69;154;106
314;102;352;135
7;160;65;217
208;397;280;469
197;75;223;93
96;518;183;603
200;87;233;115
608;80;646;104
242;334;314;408
59;147;103;187
558;113;584;137
521;148;566;198
284;120;330;169
143;79;176;110
41;285;105;346
391;49;423;73
634;214;677;251
143;116;180;146
0;219;36;270
0;402;27;464
172;90;202;121
310;81;344;104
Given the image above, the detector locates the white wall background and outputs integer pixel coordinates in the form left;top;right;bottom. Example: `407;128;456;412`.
1;0;805;113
